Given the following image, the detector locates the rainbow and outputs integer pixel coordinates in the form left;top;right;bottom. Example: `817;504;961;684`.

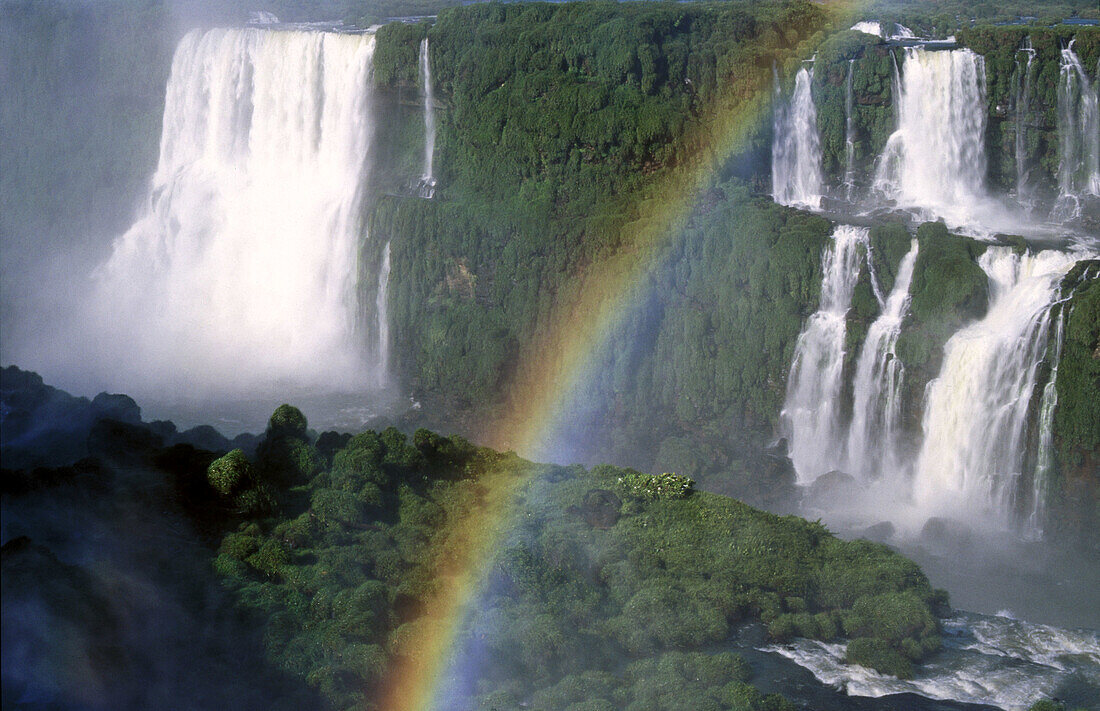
378;3;863;709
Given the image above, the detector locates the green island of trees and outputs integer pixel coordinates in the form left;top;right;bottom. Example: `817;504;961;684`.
208;404;952;710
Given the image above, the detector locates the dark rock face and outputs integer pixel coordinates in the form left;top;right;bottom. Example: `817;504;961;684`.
808;470;860;500
920;517;974;549
863;521;896;543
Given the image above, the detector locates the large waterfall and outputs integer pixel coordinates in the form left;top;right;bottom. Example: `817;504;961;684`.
912;248;1079;530
873;48;991;227
92;28;382;395
772;65;824;209
418;37;437;199
1053;41;1100;220
782;232;1095;536
781;225;867;481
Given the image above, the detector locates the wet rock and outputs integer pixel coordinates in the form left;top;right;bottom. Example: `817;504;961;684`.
862;521;895;542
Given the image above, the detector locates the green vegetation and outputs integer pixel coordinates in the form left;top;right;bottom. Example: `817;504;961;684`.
209;404;949;709
956;26;1100;195
371;1;833;412
805;18;1099;196
1048;261;1100;545
810;30;897;179
895;222;988;383
860;0;1099;37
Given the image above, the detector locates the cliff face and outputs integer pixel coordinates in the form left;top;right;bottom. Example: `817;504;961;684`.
366;13;1100;542
808;26;1100;200
3;0;1097;541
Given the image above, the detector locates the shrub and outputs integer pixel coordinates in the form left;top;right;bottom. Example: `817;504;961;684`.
845;637;913;679
206;448;254;496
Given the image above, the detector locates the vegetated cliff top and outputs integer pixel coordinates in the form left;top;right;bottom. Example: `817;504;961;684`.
2;367;952;710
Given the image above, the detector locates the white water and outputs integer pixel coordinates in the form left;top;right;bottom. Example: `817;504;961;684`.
89;28;381;396
843;59;857;201
912;248;1081;530
873;48;999;231
773;65;824;209
1052;42;1100;221
850;21;883;37
374;241;392;387
417;37;437;199
764;611;1100;711
1015;38;1036;208
891;24;915;40
844;239;919;482
781;225;868;482
1026;306;1066;539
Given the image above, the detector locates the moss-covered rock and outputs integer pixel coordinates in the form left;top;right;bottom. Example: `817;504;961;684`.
1049;261;1100;547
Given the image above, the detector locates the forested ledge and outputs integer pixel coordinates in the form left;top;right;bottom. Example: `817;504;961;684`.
364;4;1100;543
3;368;961;710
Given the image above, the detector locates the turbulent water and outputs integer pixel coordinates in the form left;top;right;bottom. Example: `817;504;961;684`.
1053;42;1100;220
772;65;824;209
873;48;993;229
418;37;437;199
912;248;1080;530
86;28;383;397
781;225;867;481
764;611;1100;711
844;239;918;482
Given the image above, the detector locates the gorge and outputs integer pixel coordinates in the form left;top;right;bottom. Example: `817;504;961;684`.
2;1;1099;710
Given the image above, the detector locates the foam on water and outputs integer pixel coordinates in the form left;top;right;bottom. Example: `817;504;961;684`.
763;612;1100;711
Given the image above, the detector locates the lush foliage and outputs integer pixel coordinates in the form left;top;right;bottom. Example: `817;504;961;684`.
1048;261;1100;542
956;26;1100;195
372;0;833;409
895;223;989;380
208;404;949;709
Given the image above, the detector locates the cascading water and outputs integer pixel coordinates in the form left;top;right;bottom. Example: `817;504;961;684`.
843;59;857;201
912;248;1081;530
1014;38;1036;208
1025;307;1065;539
845;239;919;482
772;64;824;209
1052;41;1100;221
90;28;382;396
374;241;392;387
781;225;868;482
417;36;437;199
873;48;992;229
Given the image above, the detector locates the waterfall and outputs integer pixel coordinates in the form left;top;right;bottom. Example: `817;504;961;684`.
845;239;919;482
873;48;991;229
843;59;857;202
1052;41;1100;220
417;37;437;199
772;65;824;209
850;21;883;38
375;241;392;386
912;248;1081;530
781;225;868;482
1014;38;1036;208
1025;306;1066;539
92;28;380;395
